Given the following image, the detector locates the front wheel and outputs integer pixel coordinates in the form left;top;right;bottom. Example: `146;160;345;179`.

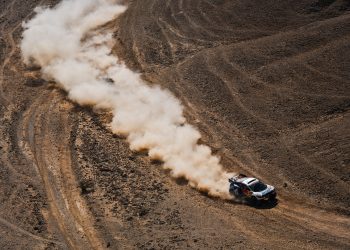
249;196;261;206
269;193;277;201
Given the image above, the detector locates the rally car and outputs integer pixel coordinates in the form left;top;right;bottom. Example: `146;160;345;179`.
229;174;276;204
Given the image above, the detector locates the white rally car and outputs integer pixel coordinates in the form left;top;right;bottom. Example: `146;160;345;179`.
229;174;276;204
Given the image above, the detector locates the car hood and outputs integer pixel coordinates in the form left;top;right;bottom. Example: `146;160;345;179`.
253;185;275;196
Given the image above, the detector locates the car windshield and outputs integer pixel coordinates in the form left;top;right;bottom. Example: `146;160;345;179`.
249;181;267;192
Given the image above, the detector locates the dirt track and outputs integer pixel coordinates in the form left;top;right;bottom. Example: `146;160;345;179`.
0;0;349;249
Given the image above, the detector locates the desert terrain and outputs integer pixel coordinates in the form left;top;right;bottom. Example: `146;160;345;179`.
0;0;349;249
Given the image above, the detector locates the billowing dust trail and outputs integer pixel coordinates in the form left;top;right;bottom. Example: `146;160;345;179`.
21;0;234;198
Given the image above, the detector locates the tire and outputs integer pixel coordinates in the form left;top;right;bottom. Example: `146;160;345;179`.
249;196;260;206
269;193;277;201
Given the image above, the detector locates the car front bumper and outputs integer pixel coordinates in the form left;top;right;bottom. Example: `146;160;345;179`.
257;191;276;201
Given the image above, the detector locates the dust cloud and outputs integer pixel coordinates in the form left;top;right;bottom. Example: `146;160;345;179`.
21;0;233;198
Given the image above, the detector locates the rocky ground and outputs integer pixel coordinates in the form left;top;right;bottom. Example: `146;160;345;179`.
0;0;349;249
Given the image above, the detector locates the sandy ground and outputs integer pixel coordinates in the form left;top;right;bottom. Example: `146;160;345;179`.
0;0;349;249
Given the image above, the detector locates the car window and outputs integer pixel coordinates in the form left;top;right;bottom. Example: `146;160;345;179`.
250;181;267;192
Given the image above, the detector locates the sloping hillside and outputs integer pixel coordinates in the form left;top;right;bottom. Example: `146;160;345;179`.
116;0;350;212
0;0;349;249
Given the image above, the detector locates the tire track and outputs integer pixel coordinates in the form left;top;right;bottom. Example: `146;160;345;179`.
0;217;64;246
0;0;17;105
18;91;105;249
0;0;44;105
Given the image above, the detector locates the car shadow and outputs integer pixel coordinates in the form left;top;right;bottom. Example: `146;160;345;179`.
250;199;279;209
225;198;278;209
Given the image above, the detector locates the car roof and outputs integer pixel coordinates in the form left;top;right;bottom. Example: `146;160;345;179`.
238;177;258;185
